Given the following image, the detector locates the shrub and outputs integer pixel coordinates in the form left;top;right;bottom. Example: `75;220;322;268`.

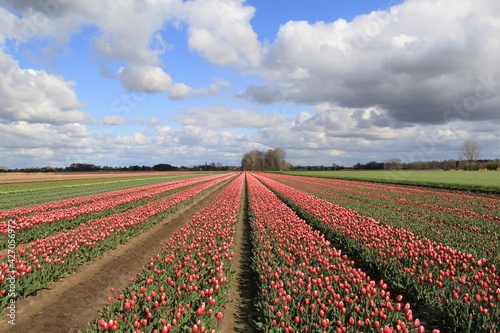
486;162;499;170
463;163;480;171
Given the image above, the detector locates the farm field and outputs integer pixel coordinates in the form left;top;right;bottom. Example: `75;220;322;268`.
0;172;207;209
282;170;500;193
1;172;499;333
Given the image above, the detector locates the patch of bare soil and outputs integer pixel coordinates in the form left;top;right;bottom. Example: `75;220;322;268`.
217;187;262;333
0;183;227;333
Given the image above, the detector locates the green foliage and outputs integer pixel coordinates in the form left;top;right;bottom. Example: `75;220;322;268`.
486;162;499;171
462;163;480;171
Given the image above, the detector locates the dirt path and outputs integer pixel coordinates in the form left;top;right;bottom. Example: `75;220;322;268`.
217;185;261;333
0;182;228;333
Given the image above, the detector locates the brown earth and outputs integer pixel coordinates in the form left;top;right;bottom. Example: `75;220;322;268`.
0;180;249;333
217;185;261;333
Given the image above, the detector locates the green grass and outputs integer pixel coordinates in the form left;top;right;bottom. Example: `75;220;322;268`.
0;173;207;209
280;170;500;193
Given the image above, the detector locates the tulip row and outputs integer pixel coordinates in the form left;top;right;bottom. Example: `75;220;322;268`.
246;173;428;333
264;173;500;264
254;173;500;333
0;174;197;210
85;173;245;333
0;173;235;315
0;175;225;250
272;174;500;223
0;174;219;234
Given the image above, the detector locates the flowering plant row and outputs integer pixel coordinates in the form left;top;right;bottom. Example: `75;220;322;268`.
246;173;429;333
0;173;234;315
254;173;500;333
85;173;244;333
263;173;500;264
0;175;221;235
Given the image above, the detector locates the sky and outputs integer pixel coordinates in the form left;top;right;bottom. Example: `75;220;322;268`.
0;0;499;169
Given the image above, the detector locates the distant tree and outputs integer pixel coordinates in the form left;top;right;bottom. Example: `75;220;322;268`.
384;158;402;170
365;161;384;170
153;163;176;171
67;163;99;172
241;150;265;171
242;148;288;171
459;140;481;164
486;161;499;171
264;148;287;171
441;159;457;170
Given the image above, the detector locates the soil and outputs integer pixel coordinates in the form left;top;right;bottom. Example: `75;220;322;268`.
0;181;241;333
217;186;261;333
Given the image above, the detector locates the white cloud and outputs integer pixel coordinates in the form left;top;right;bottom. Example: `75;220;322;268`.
168;80;225;100
238;84;283;104
0;121;91;150
1;0;260;91
148;116;161;125
168;83;193;100
390;34;419;48
103;115;129;125
115;132;148;146
0;51;92;125
174;105;288;128
118;65;172;93
255;0;500;126
0;7;19;43
183;0;261;66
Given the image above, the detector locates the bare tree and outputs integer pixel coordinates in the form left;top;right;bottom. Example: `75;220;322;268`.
265;148;287;171
383;158;403;170
242;148;288;171
459;140;481;164
241;150;265;171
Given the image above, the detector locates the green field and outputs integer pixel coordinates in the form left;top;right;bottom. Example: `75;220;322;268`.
281;169;500;193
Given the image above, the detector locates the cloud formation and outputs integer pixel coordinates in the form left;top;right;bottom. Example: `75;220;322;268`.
1;0;499;169
0;51;91;125
238;84;284;104
119;65;173;93
183;0;261;67
253;0;500;126
1;0;260;92
173;105;288;128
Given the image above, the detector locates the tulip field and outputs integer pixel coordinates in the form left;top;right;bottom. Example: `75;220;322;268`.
0;171;499;332
252;173;500;333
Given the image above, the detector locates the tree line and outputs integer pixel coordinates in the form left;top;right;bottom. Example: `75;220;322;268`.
241;148;289;171
0;162;239;173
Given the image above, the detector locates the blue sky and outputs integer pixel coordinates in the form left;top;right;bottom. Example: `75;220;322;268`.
0;0;499;168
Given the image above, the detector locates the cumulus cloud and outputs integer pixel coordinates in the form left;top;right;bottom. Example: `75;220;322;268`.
103;115;129;125
173;105;288;128
168;80;224;100
183;0;261;66
238;84;284;104
168;83;193;101
0;51;92;125
0;7;19;43
115;132;148;146
255;0;500;126
0;121;91;152
1;0;260;92
118;65;172;93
